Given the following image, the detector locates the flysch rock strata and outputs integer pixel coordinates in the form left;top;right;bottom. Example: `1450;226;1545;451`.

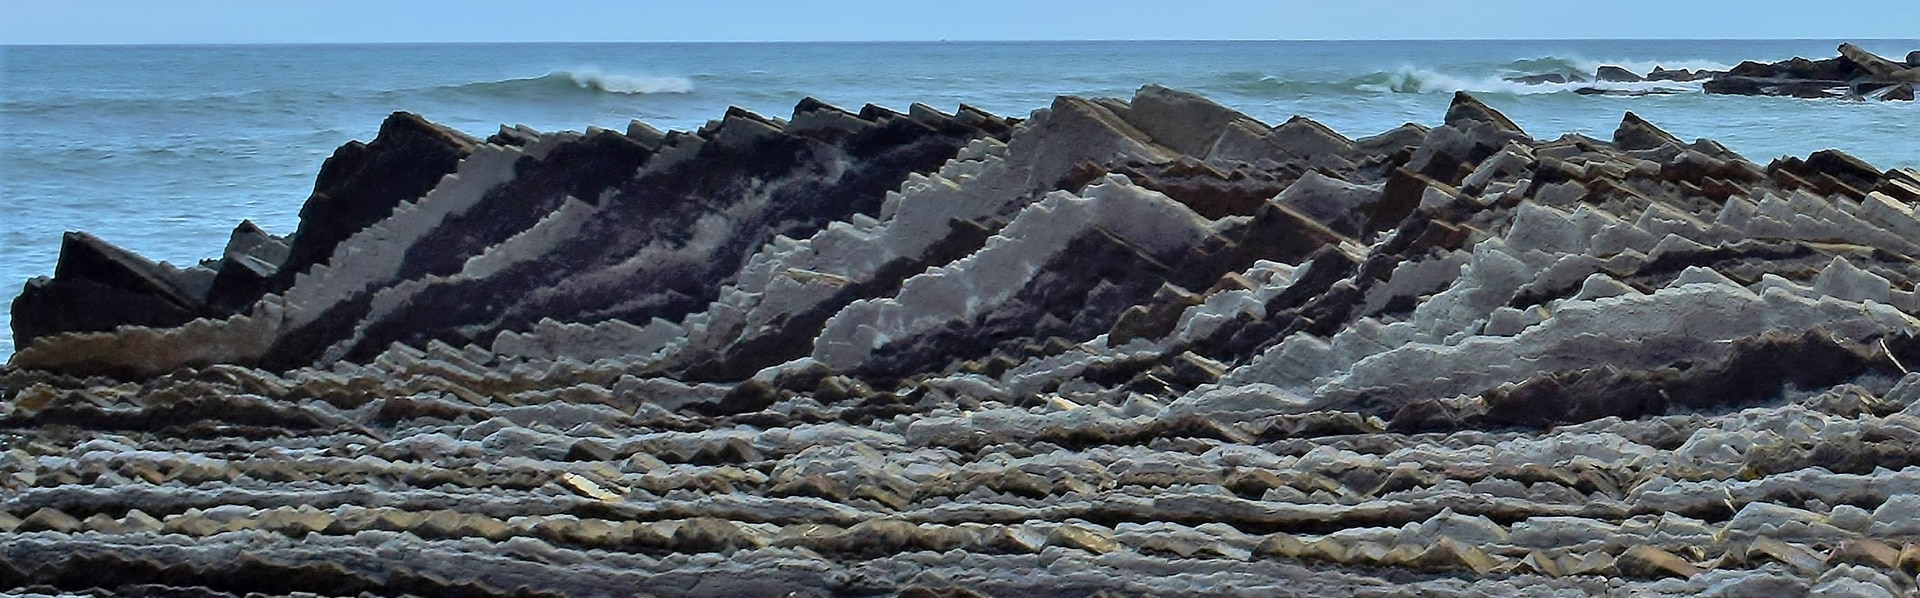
9;86;1920;596
1502;42;1920;101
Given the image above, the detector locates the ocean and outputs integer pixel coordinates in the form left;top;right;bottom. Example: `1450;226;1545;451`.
3;39;1917;361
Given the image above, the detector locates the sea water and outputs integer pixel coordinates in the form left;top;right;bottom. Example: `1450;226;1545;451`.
3;39;1918;360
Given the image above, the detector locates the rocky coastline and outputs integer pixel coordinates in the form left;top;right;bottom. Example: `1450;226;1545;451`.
1507;42;1919;100
7;82;1920;596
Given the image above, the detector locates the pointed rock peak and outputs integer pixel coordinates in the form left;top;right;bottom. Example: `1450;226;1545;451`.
232;219;269;238
1132;83;1188;102
1124;84;1252;156
490;124;542;147
858;103;905;121
376;111;480;150
908;102;951;121
1443;91;1524;134
1806;149;1880;176
1613;111;1683;151
1279;115;1345;136
52;232;196;305
1045;95;1150;137
786;98;875;138
584;126;641;145
625;120;665;147
1269;115;1356;158
1814;255;1894;304
707;107;786;144
724;106;779;127
1572;273;1638;301
222;219;289;271
1839;43;1914;79
792;96;848;117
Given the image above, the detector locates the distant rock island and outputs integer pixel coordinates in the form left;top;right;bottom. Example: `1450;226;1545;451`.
1508;42;1919;100
8;77;1920;596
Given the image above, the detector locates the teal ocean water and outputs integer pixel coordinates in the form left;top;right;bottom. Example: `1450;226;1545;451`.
3;39;1918;361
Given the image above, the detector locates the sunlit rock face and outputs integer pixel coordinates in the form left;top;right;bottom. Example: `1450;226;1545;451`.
9;85;1920;597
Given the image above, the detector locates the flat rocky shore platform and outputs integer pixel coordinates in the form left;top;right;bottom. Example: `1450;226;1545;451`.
7;84;1920;596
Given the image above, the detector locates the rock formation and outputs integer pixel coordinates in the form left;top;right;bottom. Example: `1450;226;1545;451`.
7;85;1920;596
1506;43;1919;101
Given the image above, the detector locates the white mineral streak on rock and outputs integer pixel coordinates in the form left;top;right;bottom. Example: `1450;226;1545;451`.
654;95;1180;372
813;176;1213;371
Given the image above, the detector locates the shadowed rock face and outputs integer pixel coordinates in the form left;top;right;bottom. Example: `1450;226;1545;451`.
12;232;210;344
10;88;1920;597
274;112;482;286
11;111;476;350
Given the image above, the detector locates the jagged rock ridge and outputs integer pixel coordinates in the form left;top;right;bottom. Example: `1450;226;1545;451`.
7;87;1920;596
1502;42;1920;100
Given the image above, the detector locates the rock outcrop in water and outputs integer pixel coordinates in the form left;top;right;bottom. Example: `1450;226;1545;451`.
1506;42;1920;101
9;86;1920;596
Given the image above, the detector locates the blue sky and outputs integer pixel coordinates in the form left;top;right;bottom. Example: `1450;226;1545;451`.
2;0;1917;44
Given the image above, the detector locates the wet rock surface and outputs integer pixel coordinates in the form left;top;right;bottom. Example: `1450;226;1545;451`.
9;86;1920;596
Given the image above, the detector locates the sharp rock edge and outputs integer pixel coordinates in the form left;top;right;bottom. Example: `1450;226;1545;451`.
9;86;1920;597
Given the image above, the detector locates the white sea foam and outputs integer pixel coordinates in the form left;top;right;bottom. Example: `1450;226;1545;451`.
1565;57;1739;77
1355;65;1704;96
436;69;696;97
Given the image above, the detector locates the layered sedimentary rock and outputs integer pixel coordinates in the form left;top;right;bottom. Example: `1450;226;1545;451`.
1505;42;1919;101
12;113;481;350
9;86;1920;596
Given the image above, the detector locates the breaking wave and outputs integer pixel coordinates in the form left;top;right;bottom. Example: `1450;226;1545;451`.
437;69;696;98
1222;58;1725;98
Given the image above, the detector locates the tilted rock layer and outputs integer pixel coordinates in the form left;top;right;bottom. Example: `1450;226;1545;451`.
8;87;1920;596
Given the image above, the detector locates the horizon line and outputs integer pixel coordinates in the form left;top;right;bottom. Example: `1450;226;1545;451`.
6;37;1919;48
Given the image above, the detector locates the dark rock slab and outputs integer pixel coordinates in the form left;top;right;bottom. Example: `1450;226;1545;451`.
1505;73;1571;85
205;221;291;313
1612;112;1684;152
1705;76;1844;99
1704;44;1915;101
11;232;210;347
1645;67;1705;82
270;112;478;289
1840;43;1920;81
1443;91;1524;134
1123;85;1251;157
